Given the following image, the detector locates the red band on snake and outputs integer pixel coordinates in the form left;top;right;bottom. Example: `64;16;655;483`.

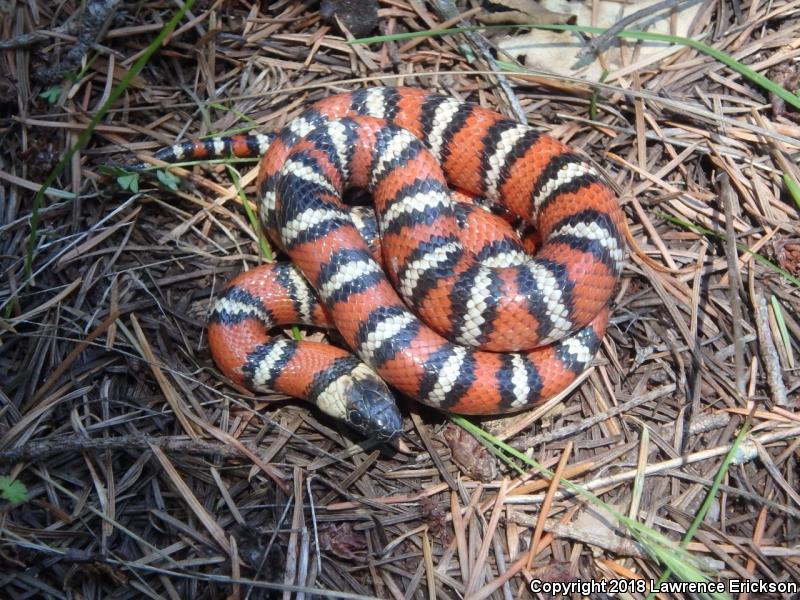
158;87;625;441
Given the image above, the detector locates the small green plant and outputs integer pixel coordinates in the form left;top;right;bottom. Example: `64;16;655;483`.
0;476;28;505
38;62;95;106
118;172;140;193
25;0;197;277
98;164;141;193
156;169;180;191
100;165;189;193
39;86;62;104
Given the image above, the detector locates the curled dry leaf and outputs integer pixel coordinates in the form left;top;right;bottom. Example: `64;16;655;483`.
319;522;367;561
319;0;378;37
527;560;573;585
229;524;286;578
571;504;628;558
770;63;800;120
441;423;498;482
19;142;59;181
496;0;701;80
773;238;800;276
419;496;451;544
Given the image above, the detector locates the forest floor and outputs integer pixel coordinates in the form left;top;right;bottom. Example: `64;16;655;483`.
1;0;799;598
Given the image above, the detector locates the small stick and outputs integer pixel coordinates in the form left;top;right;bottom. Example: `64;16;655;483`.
576;0;702;62
510;383;676;449
427;0;526;123
503;425;800;505
0;434;247;465
38;0;123;83
752;288;790;408
718;172;747;400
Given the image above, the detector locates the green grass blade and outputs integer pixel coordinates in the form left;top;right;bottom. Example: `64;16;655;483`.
451;415;732;599
351;24;800;112
646;415;751;599
770;295;792;358
25;0;197;276
590;69;609;121
657;211;800;289
783;173;800;211
223;166;298;338
225;165;273;261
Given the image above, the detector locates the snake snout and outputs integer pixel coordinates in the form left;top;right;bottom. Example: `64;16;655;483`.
344;375;403;442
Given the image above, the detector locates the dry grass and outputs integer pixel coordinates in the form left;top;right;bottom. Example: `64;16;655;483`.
1;0;799;598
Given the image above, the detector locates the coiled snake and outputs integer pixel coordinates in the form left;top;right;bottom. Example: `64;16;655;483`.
153;87;625;441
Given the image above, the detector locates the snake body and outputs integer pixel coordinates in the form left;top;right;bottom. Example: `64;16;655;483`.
157;87;625;441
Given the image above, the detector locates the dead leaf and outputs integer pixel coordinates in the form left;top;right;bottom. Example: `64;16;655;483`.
319;522;366;561
420;496;451;544
442;423;497;482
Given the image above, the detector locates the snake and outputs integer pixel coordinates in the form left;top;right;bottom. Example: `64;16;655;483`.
152;87;626;442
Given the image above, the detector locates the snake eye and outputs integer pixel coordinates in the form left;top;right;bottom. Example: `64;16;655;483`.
348;408;365;426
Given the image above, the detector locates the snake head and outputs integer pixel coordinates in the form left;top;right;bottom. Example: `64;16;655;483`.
343;368;403;442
